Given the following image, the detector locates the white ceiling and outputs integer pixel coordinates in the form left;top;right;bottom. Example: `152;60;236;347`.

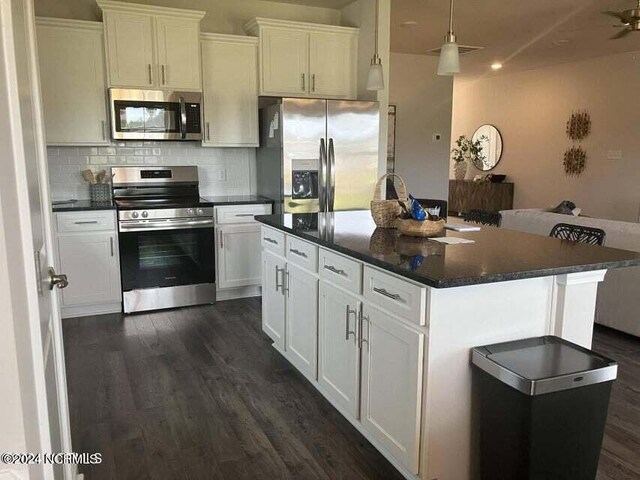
391;0;640;77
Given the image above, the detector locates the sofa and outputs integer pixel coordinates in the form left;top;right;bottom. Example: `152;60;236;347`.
500;209;640;337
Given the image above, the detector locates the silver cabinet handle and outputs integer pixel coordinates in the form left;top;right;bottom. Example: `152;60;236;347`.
48;267;68;291
235;213;255;217
373;287;402;301
264;237;278;245
311;73;316;92
358;307;369;349
345;305;356;340
219;229;224;248
148;64;153;85
284;267;290;297
275;265;285;293
206;122;211;141
289;248;307;258
324;264;345;276
161;64;166;85
301;73;306;91
110;237;114;257
74;221;98;225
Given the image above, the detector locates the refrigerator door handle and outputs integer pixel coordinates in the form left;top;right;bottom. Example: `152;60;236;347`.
319;138;327;212
328;138;336;212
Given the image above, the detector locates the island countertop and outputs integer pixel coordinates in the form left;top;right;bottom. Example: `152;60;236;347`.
255;210;640;288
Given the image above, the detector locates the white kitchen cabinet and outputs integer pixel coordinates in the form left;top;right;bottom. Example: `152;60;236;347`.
54;211;121;317
285;263;318;379
98;1;204;90
318;281;361;419
36;18;109;145
244;18;358;99
216;224;262;289
201;34;259;147
262;250;286;349
360;304;424;474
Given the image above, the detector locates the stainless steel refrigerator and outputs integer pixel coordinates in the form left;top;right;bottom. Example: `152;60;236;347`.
256;97;380;214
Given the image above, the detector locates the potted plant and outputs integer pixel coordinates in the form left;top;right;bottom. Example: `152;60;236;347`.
451;135;486;180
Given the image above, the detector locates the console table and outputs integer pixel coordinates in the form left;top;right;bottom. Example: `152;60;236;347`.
448;180;514;214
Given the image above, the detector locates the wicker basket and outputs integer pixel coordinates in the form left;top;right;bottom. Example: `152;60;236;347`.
398;218;446;237
370;173;409;228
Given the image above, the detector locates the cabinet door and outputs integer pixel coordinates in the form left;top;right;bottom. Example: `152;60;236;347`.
103;11;155;88
155;17;201;90
36;23;108;145
260;28;309;96
216;224;262;289
201;38;258;147
318;281;360;419
360;304;424;474
309;32;356;99
262;250;286;349
57;233;121;306
285;264;318;379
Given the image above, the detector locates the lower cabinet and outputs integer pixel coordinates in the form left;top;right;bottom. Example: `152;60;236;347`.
285;263;318;379
318;281;361;419
216;223;262;289
262;249;286;349
360;304;424;474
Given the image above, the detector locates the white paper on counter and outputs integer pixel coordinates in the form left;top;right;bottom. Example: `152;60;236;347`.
429;237;475;245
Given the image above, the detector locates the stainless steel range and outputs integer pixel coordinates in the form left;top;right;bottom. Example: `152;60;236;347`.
112;166;215;313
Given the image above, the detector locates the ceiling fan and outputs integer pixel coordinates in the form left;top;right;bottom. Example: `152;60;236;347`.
604;0;640;39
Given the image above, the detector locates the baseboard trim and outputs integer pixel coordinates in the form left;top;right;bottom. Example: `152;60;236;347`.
61;302;121;318
216;285;261;301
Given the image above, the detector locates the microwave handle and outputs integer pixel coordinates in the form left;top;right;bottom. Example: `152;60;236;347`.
179;96;187;139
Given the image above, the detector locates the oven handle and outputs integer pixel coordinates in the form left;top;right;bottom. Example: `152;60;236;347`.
119;218;214;232
179;96;187;140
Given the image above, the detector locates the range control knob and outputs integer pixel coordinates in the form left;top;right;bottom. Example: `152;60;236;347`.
187;208;195;216
197;208;204;216
141;211;149;218
131;211;139;219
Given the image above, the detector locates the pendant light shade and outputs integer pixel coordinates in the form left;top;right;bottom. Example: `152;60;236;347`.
366;0;384;91
437;0;460;76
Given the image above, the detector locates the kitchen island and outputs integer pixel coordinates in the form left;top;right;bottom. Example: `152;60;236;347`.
255;210;640;480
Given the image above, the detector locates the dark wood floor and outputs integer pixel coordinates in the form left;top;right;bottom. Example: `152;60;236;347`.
63;299;640;480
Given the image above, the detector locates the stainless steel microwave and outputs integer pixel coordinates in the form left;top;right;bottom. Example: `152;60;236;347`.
109;88;202;141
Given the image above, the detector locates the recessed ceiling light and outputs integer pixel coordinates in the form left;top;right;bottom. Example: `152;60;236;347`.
491;63;503;70
401;20;418;27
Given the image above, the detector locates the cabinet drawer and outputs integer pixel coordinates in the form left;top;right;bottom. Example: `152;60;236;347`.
286;235;318;273
215;204;272;225
261;226;285;257
56;211;116;233
319;248;362;294
363;266;427;326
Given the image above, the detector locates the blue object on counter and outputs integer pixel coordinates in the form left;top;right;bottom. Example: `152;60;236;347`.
409;194;427;221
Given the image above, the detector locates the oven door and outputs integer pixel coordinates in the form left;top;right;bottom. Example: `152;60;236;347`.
119;221;215;291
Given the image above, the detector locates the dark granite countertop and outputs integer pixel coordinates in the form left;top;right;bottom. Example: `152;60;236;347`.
52;200;115;212
255;210;640;289
202;195;274;206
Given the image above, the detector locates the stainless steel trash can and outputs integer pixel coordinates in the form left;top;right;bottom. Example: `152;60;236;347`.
471;335;617;480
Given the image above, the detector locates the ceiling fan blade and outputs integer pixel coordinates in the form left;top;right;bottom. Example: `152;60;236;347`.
610;28;631;39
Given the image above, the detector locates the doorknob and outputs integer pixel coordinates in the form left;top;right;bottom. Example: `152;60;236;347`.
48;267;68;290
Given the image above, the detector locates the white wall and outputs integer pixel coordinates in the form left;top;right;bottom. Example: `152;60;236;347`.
34;0;341;33
452;50;640;223
390;53;453;201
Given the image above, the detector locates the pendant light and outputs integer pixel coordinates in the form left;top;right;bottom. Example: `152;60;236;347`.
437;0;460;76
366;0;384;90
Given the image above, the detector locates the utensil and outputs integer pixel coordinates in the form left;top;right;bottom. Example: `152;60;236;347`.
81;169;95;184
95;170;107;184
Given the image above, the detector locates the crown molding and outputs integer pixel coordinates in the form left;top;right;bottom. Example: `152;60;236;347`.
35;17;103;32
200;32;258;45
96;1;206;20
243;17;359;36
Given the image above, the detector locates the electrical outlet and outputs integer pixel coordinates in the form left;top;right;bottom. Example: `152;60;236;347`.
607;150;622;160
433;133;442;142
218;169;227;181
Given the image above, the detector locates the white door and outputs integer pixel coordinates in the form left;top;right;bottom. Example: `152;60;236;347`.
285;263;318;379
36;20;108;145
308;31;355;99
155;17;201;90
262;250;286;349
201;36;258;147
360;304;425;474
1;0;73;478
104;11;155;87
216;224;262;289
318;281;360;419
57;233;120;306
260;27;309;96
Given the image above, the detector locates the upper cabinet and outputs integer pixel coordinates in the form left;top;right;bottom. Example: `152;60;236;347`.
201;34;259;147
36;18;109;145
245;18;358;100
98;1;204;91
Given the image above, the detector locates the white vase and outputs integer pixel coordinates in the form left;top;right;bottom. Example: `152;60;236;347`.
454;161;467;180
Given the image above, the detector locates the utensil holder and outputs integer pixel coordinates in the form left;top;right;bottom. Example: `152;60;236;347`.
90;184;111;203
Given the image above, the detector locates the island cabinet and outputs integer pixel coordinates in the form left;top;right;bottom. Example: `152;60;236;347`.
98;1;205;90
244;18;358;99
260;225;426;476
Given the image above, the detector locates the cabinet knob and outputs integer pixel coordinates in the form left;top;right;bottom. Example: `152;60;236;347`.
141;211;149;218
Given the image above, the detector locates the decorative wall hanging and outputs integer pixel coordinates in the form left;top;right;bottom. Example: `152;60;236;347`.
566;111;591;140
563;146;587;176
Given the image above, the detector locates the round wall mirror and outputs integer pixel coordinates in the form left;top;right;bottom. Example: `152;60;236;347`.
472;124;503;171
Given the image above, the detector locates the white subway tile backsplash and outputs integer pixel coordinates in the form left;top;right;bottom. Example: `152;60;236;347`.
48;141;256;200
